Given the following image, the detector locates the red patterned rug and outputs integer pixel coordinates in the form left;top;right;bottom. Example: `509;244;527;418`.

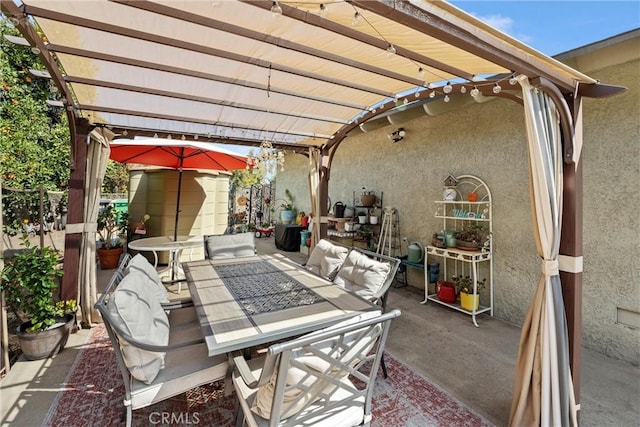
42;325;491;426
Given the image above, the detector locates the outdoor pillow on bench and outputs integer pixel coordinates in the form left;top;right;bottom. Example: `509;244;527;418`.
107;270;170;384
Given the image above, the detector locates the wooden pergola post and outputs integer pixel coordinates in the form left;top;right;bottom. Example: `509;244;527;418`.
560;93;584;408
60;118;91;302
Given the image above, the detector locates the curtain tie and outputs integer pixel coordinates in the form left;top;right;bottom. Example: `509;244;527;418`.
65;222;98;234
542;259;559;276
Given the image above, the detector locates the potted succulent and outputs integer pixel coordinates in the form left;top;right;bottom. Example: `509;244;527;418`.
1;235;77;360
96;204;125;269
453;275;486;311
455;223;490;250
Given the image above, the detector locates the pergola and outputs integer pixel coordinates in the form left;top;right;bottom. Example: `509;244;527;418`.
1;1;625;425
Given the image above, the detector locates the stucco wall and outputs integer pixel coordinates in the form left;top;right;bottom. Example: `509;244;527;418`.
276;47;639;364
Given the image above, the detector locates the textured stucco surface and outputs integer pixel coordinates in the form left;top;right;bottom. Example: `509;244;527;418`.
276;53;639;364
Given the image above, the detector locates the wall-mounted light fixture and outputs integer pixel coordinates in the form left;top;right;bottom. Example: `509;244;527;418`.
387;127;405;143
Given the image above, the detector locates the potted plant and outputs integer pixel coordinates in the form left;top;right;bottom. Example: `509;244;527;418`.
0;235;77;360
279;189;297;224
455;223;489;250
453;275;486;311
96;204;125;269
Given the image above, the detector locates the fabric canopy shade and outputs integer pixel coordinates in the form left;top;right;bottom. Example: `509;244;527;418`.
109;139;247;244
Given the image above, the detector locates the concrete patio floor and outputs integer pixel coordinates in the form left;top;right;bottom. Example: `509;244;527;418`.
1;236;638;426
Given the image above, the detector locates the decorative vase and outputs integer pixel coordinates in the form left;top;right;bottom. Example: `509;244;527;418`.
17;313;74;360
280;210;295;224
97;247;123;270
460;292;480;311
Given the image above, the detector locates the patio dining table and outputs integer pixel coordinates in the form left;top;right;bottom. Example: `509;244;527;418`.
184;254;379;357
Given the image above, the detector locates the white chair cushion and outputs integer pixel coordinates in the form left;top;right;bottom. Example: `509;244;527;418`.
204;232;256;259
125;254;169;303
333;250;391;300
305;239;349;280
108;271;170;384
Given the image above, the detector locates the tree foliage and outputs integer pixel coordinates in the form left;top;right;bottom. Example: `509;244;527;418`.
1;18;71;233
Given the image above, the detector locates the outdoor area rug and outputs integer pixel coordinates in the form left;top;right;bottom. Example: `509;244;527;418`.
42;324;492;427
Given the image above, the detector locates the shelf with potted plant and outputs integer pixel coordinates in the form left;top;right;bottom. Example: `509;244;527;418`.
422;174;493;327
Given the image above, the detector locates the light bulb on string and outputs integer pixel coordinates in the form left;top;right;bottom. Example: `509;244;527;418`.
319;3;327;17
509;75;518;85
492;83;502;94
470;86;479;97
444;95;450;103
417;67;425;79
429;91;436;99
352;11;361;26
443;81;453;94
270;1;282;16
403;98;409;105
460;86;467;94
386;44;396;56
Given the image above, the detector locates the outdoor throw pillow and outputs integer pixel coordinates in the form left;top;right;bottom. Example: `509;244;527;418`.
204;232;256;259
125;254;169;303
108;271;170;384
333;250;390;300
305;239;349;280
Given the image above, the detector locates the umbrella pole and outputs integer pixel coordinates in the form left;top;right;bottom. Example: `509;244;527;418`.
172;169;183;282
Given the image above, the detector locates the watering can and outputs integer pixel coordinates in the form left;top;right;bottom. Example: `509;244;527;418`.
333;202;346;218
405;240;425;263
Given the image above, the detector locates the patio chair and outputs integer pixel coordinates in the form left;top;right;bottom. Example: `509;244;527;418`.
204;232;257;259
333;248;401;378
95;265;227;427
232;309;401;427
304;238;349;280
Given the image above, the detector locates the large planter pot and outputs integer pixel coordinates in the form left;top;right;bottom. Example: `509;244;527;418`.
17;313;74;360
280;210;295;224
460;292;480;311
97;247;123;270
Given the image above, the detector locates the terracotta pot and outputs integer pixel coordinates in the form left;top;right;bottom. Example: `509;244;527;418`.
361;194;376;207
467;192;478;202
97;247;123;270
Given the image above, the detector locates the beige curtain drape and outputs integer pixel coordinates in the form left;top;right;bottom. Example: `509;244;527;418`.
509;77;577;426
77;128;112;326
307;148;321;247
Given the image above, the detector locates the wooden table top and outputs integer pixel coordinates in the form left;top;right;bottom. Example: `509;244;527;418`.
184;254;377;357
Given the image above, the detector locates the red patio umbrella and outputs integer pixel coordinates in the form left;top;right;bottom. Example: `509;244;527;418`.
109;139;248;242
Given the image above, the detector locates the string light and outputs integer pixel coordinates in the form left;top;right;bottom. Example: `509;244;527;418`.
270;1;282;16
444;95;450;103
417;67;425;79
386;43;396;56
470;86;480;97
319;3;327;17
492;83;502;94
443;81;453;94
509;75;518;85
429;91;436;99
460;86;467;94
352;11;361;26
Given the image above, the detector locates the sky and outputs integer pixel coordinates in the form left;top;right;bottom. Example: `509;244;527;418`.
450;1;640;56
